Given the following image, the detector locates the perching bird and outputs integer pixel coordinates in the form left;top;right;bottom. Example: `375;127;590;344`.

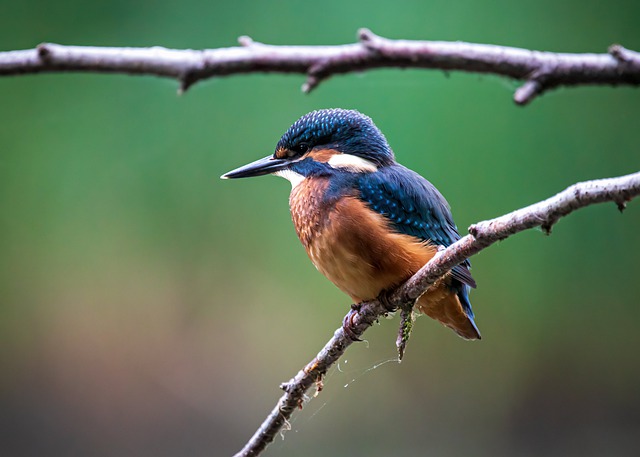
222;109;480;340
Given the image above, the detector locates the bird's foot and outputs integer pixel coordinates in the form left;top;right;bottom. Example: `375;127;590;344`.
342;303;363;342
376;288;398;312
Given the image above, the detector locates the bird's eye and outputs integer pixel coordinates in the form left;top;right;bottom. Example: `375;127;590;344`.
288;143;309;157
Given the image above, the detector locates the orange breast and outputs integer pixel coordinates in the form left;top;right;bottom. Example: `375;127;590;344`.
289;177;479;340
290;178;437;302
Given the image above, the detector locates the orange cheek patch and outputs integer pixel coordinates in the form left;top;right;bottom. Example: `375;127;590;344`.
308;148;340;163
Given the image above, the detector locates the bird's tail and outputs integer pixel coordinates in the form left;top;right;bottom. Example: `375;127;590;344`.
416;282;481;340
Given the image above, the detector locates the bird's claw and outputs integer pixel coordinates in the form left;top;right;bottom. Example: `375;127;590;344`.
377;288;397;312
342;304;363;341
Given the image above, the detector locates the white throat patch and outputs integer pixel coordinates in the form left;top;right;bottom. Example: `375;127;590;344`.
274;169;305;189
327;154;378;173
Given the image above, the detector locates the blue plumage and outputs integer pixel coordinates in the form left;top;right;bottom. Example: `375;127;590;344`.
357;165;476;289
358;167;454;245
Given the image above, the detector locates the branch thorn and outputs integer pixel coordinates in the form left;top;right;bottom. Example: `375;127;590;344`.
280;380;295;393
609;44;628;62
238;35;255;47
302;61;330;93
357;28;375;43
36;43;52;61
178;71;199;95
514;78;543;105
301;77;317;93
608;44;640;72
358;28;387;54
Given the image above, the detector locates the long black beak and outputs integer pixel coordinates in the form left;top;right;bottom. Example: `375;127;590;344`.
221;155;289;179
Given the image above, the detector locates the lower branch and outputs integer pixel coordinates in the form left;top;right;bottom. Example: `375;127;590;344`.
233;170;640;457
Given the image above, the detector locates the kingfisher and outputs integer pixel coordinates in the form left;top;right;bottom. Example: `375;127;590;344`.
222;109;480;340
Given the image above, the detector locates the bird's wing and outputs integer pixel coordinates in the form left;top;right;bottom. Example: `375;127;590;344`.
357;165;476;288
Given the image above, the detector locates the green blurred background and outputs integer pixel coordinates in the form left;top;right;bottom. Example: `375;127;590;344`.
1;1;639;456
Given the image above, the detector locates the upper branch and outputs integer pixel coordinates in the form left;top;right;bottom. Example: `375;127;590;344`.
233;170;640;457
2;29;639;104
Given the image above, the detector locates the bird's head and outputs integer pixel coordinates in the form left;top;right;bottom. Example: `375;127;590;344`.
221;109;395;183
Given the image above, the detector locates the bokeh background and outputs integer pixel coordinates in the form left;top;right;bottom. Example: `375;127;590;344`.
1;1;639;456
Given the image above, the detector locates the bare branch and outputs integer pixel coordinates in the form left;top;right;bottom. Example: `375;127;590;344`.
2;29;640;104
233;170;640;457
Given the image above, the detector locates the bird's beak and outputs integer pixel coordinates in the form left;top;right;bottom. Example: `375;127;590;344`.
220;155;289;179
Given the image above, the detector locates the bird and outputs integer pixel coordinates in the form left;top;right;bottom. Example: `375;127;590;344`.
221;108;480;340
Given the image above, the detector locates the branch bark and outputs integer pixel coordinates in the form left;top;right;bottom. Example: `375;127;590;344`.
233;170;640;457
2;29;640;104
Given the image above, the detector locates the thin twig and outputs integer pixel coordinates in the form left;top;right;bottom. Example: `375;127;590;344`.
233;170;640;457
2;29;640;104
